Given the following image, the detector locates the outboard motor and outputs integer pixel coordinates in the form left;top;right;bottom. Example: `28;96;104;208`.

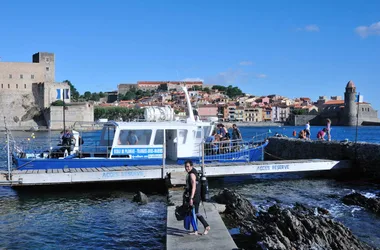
200;174;209;202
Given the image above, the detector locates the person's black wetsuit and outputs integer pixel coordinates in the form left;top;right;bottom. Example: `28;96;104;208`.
186;168;209;229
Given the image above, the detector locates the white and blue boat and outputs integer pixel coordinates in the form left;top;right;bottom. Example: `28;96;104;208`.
12;86;268;170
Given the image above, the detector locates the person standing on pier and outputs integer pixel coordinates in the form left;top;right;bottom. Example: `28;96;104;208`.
184;160;210;235
305;122;311;139
326;119;332;141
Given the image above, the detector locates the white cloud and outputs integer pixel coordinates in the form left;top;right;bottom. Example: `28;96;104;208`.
239;61;253;66
297;24;320;32
205;69;245;85
255;74;267;79
355;21;380;38
181;77;204;82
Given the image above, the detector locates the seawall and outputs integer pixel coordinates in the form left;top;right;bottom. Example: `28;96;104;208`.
266;137;380;181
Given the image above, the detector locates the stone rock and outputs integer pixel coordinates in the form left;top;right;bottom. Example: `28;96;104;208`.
342;192;380;215
212;189;257;227
215;189;374;250
132;191;149;205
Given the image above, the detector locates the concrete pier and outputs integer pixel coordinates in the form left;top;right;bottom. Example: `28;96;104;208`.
0;159;349;186
166;190;238;250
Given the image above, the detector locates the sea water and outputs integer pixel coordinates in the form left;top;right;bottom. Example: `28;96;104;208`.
0;126;379;249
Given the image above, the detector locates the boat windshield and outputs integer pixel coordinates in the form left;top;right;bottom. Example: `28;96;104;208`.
117;129;153;145
100;125;116;146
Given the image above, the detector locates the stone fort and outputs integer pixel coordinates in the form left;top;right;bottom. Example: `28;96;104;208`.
0;52;93;130
298;81;380;126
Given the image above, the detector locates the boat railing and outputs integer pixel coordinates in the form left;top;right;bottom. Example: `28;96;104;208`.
251;132;271;144
198;138;266;164
10;136;113;159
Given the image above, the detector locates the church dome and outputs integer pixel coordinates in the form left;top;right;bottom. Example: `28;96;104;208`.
346;80;355;89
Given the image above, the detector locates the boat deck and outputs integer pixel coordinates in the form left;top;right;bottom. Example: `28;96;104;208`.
0;159;350;186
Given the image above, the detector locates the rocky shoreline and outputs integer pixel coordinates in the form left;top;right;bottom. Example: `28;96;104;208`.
213;189;376;250
342;192;380;216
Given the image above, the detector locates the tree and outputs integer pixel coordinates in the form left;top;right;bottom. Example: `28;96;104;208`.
192;85;202;91
90;92;100;101
292;109;308;115
203;87;211;94
123;91;136;100
99;92;106;98
158;84;168;92
212;85;227;92
94;107;144;121
63;80;80;101
83;91;92;100
226;85;243;98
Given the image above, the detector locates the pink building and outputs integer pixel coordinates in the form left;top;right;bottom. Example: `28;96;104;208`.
198;104;218;120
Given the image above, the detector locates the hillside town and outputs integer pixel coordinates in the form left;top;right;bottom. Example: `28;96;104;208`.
96;80;377;126
0;52;378;130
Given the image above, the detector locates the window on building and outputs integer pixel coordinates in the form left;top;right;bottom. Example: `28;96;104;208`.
9;74;12;79
45;58;50;63
8;84;10;88
16;84;18;89
31;75;34;79
46;67;50;71
20;74;23;79
362;108;364;111
24;84;27;89
1;84;3;88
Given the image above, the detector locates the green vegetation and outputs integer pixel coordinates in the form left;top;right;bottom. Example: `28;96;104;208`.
211;85;243;98
81;91;106;101
64;80;80;101
51;100;65;106
292;109;308;115
94;107;144;120
119;88;153;101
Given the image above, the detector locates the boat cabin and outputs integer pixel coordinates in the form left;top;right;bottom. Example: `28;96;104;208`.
99;121;214;162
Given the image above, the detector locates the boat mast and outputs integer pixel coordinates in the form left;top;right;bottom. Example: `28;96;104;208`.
179;83;195;123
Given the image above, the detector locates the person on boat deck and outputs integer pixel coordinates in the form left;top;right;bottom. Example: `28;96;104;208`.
217;124;229;140
127;131;139;145
205;131;216;155
231;124;242;141
317;128;327;140
231;124;242;150
184;160;210;236
62;129;74;146
58;130;64;145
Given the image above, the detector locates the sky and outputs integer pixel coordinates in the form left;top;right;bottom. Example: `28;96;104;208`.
1;0;379;109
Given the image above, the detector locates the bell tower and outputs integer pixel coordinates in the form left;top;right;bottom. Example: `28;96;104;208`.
344;80;357;126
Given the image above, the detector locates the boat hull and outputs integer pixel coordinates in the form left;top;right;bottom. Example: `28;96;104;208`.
15;158;163;170
14;141;268;170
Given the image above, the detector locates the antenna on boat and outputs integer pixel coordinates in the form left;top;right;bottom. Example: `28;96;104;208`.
178;82;195;123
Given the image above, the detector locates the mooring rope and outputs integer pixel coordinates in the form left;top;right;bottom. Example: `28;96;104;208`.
264;151;286;160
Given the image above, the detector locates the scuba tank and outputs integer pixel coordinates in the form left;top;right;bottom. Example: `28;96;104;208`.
200;174;209;202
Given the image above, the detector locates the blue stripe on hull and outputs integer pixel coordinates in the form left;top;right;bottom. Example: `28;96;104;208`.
16;158;163;170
